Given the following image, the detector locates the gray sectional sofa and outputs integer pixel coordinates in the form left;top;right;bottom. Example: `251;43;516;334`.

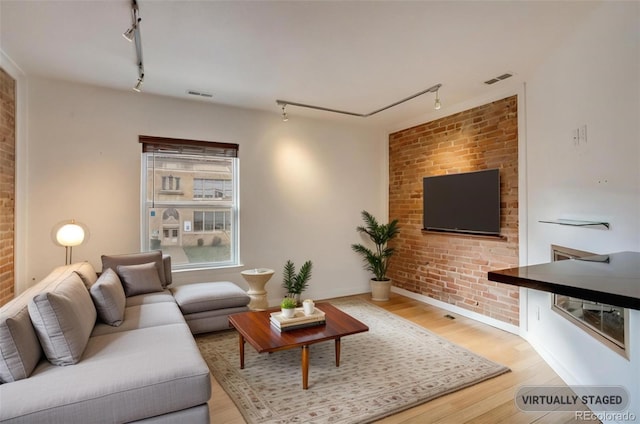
0;251;250;423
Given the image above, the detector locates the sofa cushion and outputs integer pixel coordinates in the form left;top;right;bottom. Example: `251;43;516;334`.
117;262;164;297
0;324;211;423
102;250;168;287
91;302;186;337
0;305;42;383
125;290;176;307
28;272;97;366
90;268;126;326
170;282;250;315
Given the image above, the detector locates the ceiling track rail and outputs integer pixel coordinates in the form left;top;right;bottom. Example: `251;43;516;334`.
276;83;442;118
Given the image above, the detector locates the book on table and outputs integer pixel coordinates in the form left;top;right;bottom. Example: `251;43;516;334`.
270;307;326;331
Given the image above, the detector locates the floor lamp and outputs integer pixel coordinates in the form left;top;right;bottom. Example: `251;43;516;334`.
53;220;87;265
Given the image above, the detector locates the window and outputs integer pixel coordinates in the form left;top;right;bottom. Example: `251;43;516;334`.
140;136;239;270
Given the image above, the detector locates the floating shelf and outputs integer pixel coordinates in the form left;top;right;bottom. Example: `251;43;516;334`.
539;219;610;229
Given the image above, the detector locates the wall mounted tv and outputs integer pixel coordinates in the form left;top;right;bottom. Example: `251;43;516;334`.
423;169;501;236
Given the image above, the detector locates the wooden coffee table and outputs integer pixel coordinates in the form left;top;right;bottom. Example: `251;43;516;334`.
228;302;368;389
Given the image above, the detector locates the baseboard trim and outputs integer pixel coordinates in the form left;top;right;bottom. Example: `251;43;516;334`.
391;287;520;335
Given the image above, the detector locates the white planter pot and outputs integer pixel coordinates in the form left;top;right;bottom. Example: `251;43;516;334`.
370;279;392;301
281;308;296;318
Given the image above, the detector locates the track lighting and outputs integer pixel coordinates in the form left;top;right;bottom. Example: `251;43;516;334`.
276;83;442;118
124;0;145;93
434;88;441;110
281;104;288;122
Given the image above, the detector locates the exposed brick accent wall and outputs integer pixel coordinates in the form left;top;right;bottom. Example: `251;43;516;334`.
388;96;519;325
0;68;16;306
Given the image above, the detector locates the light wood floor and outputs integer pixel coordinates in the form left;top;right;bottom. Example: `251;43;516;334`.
204;293;596;423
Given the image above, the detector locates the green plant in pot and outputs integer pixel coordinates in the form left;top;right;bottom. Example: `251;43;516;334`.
280;297;297;318
282;259;313;305
351;210;400;301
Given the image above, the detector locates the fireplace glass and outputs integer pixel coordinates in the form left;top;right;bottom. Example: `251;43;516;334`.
551;245;627;355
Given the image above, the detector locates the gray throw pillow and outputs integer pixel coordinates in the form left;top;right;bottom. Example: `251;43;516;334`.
0;305;43;382
102;251;168;287
117;262;164;297
90;268;126;326
28;273;97;366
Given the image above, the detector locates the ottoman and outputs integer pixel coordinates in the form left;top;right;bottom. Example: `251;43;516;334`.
170;282;250;334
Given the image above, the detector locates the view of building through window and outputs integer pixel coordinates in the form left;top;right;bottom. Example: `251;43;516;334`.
141;153;239;269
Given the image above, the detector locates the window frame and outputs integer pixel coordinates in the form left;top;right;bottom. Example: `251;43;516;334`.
139;136;240;271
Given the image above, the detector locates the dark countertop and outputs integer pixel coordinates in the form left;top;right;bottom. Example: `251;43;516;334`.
488;251;640;310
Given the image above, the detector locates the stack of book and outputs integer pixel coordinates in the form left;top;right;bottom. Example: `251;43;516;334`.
270;307;326;332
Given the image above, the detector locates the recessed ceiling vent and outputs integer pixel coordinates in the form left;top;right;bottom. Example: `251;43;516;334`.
484;73;513;85
186;90;213;98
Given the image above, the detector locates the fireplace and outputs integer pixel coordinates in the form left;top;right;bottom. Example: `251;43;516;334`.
550;245;628;357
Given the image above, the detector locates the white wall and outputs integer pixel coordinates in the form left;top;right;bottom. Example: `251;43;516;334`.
524;2;639;422
23;77;386;305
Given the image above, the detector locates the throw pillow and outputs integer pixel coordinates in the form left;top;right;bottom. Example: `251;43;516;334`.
117;262;164;297
74;261;98;289
0;306;43;382
90;268;126;326
102;251;168;287
28;273;97;366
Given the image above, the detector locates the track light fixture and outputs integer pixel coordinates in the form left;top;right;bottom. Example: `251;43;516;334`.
281;104;288;122
122;24;136;42
124;0;145;92
133;75;144;92
275;83;442;119
434;88;441;110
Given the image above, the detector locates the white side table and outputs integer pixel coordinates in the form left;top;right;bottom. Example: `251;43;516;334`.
240;268;274;311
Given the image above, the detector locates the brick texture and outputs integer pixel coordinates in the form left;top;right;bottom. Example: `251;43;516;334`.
388;96;519;325
0;67;15;306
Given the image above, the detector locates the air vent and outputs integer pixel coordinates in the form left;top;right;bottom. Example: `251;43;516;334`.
186;90;213;98
484;73;513;85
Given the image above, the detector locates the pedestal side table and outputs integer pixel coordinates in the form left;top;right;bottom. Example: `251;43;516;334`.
240;268;274;311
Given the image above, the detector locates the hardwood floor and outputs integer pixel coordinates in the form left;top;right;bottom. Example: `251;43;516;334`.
204;293;594;423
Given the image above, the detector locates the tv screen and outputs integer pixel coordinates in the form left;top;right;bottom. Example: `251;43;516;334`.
423;169;500;236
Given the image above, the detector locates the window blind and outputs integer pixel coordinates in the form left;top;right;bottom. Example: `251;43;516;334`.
139;135;238;158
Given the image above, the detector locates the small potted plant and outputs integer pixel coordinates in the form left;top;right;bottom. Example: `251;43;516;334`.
280;297;297;318
351;210;400;301
282;259;313;305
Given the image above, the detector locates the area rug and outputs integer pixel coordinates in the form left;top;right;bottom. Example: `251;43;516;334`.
196;298;509;424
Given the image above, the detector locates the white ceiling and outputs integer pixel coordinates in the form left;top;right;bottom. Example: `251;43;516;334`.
1;0;600;128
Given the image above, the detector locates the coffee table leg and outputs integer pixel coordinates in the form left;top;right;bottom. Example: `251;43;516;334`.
301;345;309;389
238;333;245;369
335;338;341;367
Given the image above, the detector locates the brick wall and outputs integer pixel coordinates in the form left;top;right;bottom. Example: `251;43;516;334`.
388;96;520;325
0;67;16;306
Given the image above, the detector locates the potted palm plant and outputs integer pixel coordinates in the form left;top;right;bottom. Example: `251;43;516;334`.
282;259;313;305
351;210;400;301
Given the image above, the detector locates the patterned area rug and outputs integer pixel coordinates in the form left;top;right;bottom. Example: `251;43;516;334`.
196;298;509;424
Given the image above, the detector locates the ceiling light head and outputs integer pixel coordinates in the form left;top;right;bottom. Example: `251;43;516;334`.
434;89;441;110
133;77;143;92
122;26;135;42
281;104;288;122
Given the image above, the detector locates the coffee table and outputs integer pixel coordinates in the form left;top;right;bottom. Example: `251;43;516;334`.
228;302;369;389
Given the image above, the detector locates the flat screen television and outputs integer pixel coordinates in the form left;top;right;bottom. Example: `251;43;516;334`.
423;169;501;236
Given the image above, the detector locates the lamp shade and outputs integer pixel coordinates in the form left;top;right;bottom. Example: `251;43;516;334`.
56;223;85;247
